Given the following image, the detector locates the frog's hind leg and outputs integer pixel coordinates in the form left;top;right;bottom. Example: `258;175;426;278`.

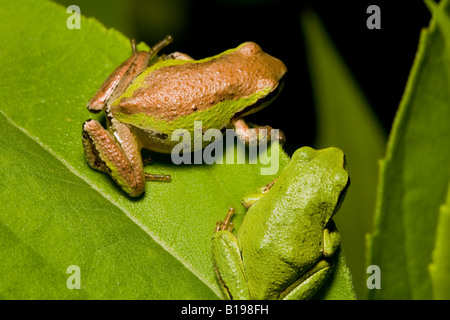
82;119;146;197
212;208;252;300
82;121;110;174
282;260;333;300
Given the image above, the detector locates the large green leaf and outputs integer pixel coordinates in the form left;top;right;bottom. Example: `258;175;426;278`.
301;11;386;298
0;113;214;299
367;0;450;299
0;0;354;299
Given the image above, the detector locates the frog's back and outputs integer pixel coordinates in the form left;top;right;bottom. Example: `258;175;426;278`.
237;147;346;299
110;42;286;128
237;181;326;299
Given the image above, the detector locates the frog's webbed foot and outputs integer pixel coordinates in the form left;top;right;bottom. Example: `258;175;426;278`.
233;118;286;146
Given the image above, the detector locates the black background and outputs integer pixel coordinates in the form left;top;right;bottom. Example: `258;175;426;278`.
132;0;430;154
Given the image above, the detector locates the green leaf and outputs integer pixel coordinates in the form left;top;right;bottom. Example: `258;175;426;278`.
301;11;386;299
367;0;450;299
54;0;137;38
0;0;354;299
429;183;450;299
0;113;215;299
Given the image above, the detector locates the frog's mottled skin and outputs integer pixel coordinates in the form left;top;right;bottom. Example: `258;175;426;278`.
82;37;287;197
212;147;350;300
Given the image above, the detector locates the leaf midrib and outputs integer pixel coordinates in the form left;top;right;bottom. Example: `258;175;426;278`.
0;110;222;298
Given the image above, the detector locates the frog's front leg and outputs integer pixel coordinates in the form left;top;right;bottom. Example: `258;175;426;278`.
212;208;251;300
241;179;277;209
82;118;170;197
233;119;285;145
323;219;341;257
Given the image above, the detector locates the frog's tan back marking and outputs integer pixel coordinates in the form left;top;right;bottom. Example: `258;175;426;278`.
112;42;287;122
